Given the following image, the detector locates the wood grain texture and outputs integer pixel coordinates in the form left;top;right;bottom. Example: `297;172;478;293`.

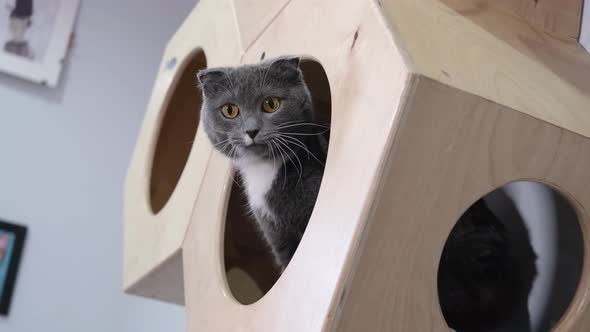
126;0;590;330
182;0;411;329
232;0;292;53
381;0;590;140
123;0;242;304
334;76;590;331
493;0;583;40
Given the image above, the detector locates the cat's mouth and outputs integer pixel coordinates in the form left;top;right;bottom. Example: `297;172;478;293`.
240;139;272;158
242;134;267;148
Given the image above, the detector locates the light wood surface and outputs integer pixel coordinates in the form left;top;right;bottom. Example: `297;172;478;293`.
493;0;583;40
334;76;590;331
381;0;590;140
233;0;291;53
124;0;590;330
182;0;410;330
149;54;204;214
123;0;242;304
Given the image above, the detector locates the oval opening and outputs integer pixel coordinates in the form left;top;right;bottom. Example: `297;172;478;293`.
223;58;332;304
149;50;207;214
437;181;584;332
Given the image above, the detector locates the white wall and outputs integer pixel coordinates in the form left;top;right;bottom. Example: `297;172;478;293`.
0;0;196;331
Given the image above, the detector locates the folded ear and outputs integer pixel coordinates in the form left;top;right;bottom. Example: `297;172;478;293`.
196;68;228;97
272;56;300;69
269;56;302;83
196;68;225;85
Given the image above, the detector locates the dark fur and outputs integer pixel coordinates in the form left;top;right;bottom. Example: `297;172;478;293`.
438;199;537;331
198;56;327;269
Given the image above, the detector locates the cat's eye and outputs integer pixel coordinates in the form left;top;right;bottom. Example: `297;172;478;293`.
262;97;281;113
221;104;239;119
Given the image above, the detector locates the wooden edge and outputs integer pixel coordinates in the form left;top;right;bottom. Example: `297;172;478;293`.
123;0;242;302
325;72;420;331
125;250;185;305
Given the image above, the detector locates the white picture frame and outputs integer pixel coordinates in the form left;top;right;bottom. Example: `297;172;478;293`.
0;0;80;87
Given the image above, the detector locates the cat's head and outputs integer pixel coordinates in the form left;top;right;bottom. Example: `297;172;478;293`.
197;56;312;162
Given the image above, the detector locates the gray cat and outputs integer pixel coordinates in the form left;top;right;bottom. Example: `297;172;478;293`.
197;56;328;270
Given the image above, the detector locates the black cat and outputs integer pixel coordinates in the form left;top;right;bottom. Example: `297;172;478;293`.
438;199;537;332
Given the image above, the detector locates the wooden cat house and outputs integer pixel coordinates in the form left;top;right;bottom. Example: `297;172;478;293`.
124;0;590;330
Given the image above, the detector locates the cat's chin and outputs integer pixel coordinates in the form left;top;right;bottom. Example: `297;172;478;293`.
233;143;271;161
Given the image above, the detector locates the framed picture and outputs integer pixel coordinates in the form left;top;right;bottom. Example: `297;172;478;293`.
0;0;80;86
0;220;27;316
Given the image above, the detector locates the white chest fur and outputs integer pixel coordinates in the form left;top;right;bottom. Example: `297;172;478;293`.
235;156;279;218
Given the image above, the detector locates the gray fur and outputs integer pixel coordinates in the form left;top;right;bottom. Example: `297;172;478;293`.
197;56;328;269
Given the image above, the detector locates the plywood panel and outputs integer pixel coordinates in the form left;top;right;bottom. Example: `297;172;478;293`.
123;0;242;304
381;0;590;140
494;0;583;40
335;76;590;331
233;0;291;52
182;0;412;330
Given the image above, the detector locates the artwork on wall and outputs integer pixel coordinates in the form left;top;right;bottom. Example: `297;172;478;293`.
0;0;79;87
0;220;26;316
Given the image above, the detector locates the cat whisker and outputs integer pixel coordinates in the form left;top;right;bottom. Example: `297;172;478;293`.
276;135;325;167
224;142;234;158
258;67;265;90
268;142;280;187
216;141;230;154
274;139;300;187
266;141;281;185
230;144;240;160
276;129;330;136
219;138;238;154
229;170;241;187
271;120;305;128
261;65;271;90
224;69;236;91
209;128;234;135
227;144;242;187
214;137;233;147
275;139;302;183
273;122;330;130
266;141;274;164
275;137;303;185
270;139;288;188
268;142;278;168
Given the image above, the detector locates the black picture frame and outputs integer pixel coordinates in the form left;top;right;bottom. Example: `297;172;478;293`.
0;220;27;316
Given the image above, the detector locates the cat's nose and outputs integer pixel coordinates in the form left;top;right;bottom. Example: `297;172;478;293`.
246;129;259;139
